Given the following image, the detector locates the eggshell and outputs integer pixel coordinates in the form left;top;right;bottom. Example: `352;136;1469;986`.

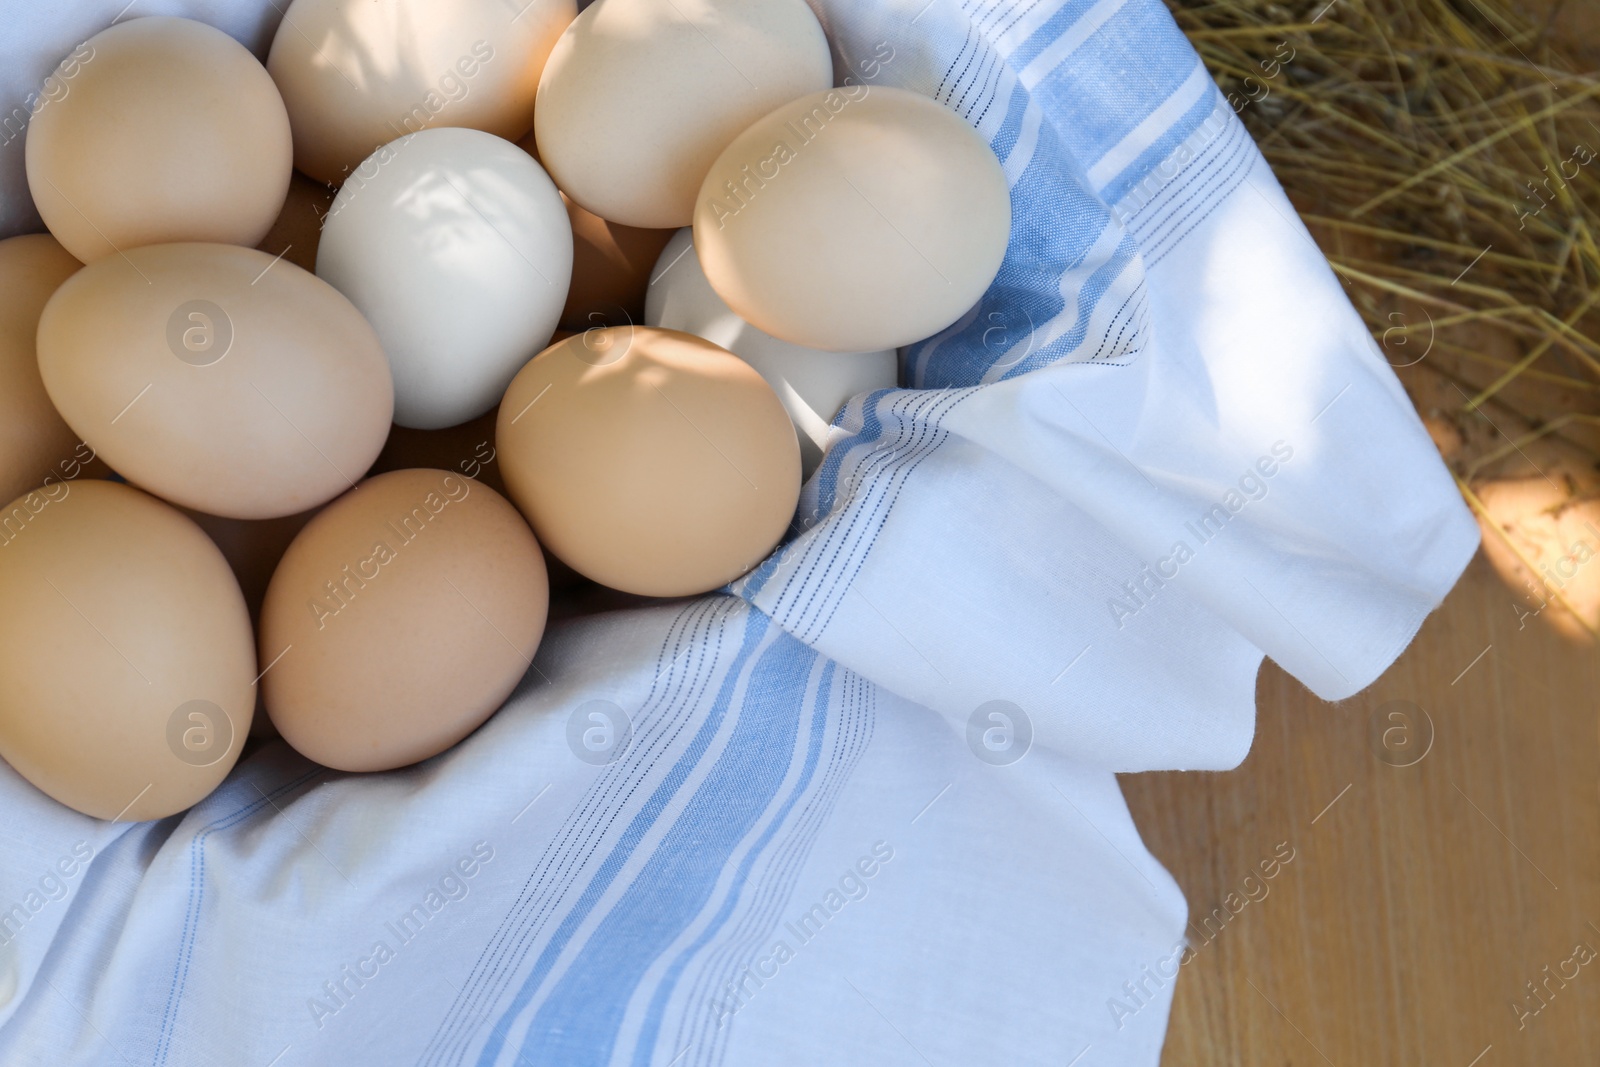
317;128;572;430
25;17;292;264
260;469;548;772
255;172;336;274
694;86;1011;352
0;480;255;820
534;0;832;228
267;0;576;186
559;193;675;331
0;234;97;506
37;242;394;520
645;227;897;477
496;327;800;596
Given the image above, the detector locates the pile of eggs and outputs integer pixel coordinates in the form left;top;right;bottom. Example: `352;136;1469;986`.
0;0;1010;821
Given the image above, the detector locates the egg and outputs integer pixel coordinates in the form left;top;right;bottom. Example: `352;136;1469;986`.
317;128;573;430
645;227;897;477
37;242;394;520
255;172;336;274
0;234;100;506
534;0;833;228
25;17;292;264
560;193;676;331
0;480;255;820
260;469;548;772
496;327;800;596
694;86;1011;352
267;0;577;186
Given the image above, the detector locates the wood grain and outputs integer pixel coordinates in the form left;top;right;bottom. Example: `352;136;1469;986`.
1123;551;1600;1065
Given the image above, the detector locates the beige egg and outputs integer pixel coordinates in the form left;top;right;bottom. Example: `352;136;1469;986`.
25;17;292;264
534;0;833;229
0;480;255;821
37;242;394;520
255;171;336;274
260;469;548;772
694;86;1011;352
0;234;93;506
496;327;800;597
268;0;577;186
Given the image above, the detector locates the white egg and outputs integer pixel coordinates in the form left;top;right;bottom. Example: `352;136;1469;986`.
317;127;572;430
645;227;897;477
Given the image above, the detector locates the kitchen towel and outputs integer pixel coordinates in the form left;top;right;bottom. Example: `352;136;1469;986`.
0;0;1479;1064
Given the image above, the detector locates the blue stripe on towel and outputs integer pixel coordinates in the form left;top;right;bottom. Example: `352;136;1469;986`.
473;610;772;1067
624;658;833;1067
507;627;815;1066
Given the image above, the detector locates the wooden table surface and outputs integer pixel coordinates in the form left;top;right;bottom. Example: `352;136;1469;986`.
1122;550;1599;1065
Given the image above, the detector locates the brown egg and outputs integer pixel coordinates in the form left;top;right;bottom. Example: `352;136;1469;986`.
366;407;506;496
0;480;255;820
260;469;548;772
267;0;576;186
497;327;800;597
0;234;99;506
255;172;336;274
558;191;675;332
37;242;394;520
25;17;292;263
